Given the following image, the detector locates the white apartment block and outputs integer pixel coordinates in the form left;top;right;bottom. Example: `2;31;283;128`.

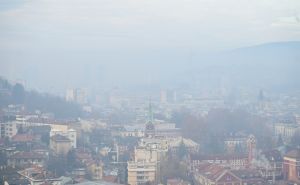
274;122;299;141
0;121;18;138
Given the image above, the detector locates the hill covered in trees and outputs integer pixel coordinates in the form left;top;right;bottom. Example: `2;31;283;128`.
171;108;273;154
0;77;82;119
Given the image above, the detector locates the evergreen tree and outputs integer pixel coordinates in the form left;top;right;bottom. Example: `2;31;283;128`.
178;140;187;159
277;135;284;147
12;83;25;104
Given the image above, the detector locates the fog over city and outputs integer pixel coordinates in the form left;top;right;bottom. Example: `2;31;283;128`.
1;1;300;185
1;0;300;94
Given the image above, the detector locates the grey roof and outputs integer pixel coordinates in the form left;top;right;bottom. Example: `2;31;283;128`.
231;169;262;179
51;134;71;142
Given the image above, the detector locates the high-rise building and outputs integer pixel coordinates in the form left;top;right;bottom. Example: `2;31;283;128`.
160;90;167;104
75;88;88;105
127;141;165;185
160;89;177;104
65;88;88;104
66;89;75;102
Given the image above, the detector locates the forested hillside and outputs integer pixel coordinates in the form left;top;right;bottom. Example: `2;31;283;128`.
0;77;82;119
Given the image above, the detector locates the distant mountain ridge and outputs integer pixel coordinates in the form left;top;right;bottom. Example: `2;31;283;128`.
0;41;299;93
187;41;300;92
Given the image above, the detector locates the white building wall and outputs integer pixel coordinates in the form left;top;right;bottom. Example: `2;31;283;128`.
0;121;17;138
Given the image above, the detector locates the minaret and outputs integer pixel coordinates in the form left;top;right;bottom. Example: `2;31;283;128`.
145;99;155;138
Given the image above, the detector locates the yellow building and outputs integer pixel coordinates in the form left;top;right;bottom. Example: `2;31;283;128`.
127;140;167;185
50;134;72;156
127;160;157;185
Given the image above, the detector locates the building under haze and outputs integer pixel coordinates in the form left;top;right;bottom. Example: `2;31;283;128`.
283;149;300;184
127;102;165;185
127;146;159;185
50;128;77;148
0;121;18;138
50;134;72;156
65;88;88;105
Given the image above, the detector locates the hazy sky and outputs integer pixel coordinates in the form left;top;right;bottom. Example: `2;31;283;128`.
0;0;300;93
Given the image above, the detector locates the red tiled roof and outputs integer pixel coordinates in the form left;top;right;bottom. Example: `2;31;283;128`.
195;163;227;181
194;163;264;183
231;169;262;179
76;151;92;160
9;151;46;159
18;166;58;180
12;134;35;142
191;153;247;161
167;178;190;185
103;175;118;183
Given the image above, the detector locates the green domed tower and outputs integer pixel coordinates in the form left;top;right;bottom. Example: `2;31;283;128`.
145;99;155;138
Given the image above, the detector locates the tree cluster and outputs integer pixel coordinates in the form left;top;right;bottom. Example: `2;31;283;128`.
171;108;273;154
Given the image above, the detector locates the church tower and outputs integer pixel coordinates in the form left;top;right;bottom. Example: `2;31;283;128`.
247;134;256;166
145;99;155;138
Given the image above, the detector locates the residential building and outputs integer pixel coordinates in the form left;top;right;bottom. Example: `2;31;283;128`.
127;160;157;185
190;153;248;170
167;178;191;185
283;149;300;184
65;88;88;104
0;121;17;138
50;134;72;156
66;88;75;102
193;163;265;185
50;128;77;148
127;137;166;185
253;150;283;181
224;134;256;155
169;137;199;154
7;151;46;168
18;166;63;185
86;160;104;180
160;90;167;104
274;122;299;142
